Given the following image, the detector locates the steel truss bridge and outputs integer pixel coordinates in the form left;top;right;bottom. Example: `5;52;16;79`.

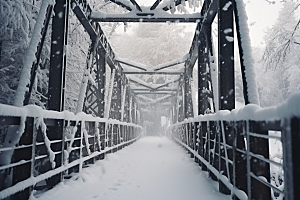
0;0;299;200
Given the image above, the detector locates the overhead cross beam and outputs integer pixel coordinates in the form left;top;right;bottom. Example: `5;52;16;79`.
124;71;183;75
150;79;180;91
129;79;155;90
153;54;188;71
133;91;176;95
90;12;202;23
93;0;202;23
132;88;177;91
115;57;148;71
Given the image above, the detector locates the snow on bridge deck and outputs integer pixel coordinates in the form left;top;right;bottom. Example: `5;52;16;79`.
32;137;230;200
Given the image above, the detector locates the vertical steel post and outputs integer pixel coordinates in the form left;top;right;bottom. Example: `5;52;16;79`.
124;86;130;122
200;122;208;171
233;121;247;199
198;28;208;115
96;47;106;117
47;0;69;188
97;47;106;159
282;117;300;200
209;121;218;181
178;82;184;122
110;70;122;120
194;122;199;163
11;118;34;200
218;0;235;111
48;0;68;112
249;121;271;200
184;64;194;119
218;1;235;193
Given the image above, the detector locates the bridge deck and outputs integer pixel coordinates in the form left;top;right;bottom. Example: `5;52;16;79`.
33;137;230;200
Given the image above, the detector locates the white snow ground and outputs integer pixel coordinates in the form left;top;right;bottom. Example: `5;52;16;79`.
31;136;231;200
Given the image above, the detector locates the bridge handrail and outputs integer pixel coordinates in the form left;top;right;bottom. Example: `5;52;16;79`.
168;91;300;200
0;104;142;128
0;104;142;199
172;91;300;125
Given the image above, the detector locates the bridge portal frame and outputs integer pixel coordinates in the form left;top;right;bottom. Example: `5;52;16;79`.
44;0;261;196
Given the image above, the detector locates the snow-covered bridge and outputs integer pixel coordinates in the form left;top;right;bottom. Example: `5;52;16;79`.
0;0;300;200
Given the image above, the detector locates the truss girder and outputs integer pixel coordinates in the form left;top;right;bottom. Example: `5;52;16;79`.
90;0;202;23
90;15;202;23
44;0;246;130
70;0;142;123
71;0;121;71
124;71;183;75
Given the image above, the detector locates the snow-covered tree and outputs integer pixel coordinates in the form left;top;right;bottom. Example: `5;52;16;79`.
0;0;40;105
262;0;300;103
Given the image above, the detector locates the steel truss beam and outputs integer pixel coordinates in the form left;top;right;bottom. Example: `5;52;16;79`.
124;71;183;75
132;89;177;92
71;0;141;122
90;14;202;23
133;92;176;95
91;0;202;23
116;59;147;71
71;0;122;72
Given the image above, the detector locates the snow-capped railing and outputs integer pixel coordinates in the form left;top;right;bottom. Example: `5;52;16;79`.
167;91;300;200
0;104;142;199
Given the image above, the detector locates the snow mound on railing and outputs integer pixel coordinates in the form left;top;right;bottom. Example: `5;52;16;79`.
190;90;300;122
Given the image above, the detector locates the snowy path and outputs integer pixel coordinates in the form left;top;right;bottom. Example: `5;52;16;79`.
33;137;230;200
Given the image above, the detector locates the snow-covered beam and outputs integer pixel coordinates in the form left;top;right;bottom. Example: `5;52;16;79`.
153;54;188;71
152;95;173;104
132;89;177;92
124;67;184;75
115;57;148;71
128;77;156;90
233;0;259;105
90;10;202;23
136;95;155;103
151;79;180;91
134;91;175;95
124;71;183;75
136;94;175;105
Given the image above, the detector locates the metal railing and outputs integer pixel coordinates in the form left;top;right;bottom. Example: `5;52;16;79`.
168;93;300;200
0;104;142;200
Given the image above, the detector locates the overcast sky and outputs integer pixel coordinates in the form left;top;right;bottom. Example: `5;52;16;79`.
244;0;282;46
